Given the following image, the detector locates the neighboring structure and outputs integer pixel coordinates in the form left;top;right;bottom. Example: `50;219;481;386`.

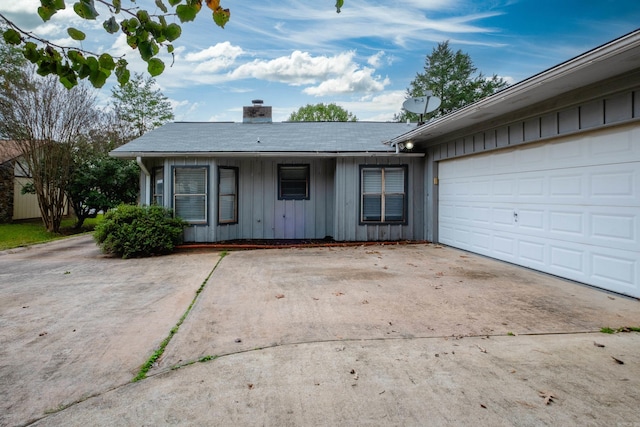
388;29;640;297
0;141;42;222
112;30;639;298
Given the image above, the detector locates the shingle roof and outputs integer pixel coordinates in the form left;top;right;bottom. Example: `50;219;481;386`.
111;121;415;156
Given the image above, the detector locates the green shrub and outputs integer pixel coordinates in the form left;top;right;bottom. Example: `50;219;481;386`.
94;204;187;259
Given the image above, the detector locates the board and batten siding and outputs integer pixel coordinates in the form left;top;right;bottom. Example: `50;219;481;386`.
159;157;335;242
217;157;335;241
333;156;425;242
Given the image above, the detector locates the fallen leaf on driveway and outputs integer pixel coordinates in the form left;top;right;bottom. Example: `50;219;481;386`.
248;383;254;390
538;391;555;405
476;344;487;353
593;341;605;348
611;356;625;364
334;292;344;296
275;294;285;299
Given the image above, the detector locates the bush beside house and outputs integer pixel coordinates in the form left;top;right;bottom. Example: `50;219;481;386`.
94;204;187;259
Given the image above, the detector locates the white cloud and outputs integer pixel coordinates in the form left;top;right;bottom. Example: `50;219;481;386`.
185;42;245;62
225;50;388;95
230;50;356;85
185;42;246;74
367;51;385;68
303;67;390;96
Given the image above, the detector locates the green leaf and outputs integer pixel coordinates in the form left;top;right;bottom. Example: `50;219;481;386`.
213;8;230;28
147;58;165;76
59;68;78;89
41;0;66;9
176;4;198;22
136;10;150;23
68;50;85;66
113;0;122;13
335;0;344;13
3;29;22;45
73;0;99;20
164;23;181;41
98;53;115;70
77;63;91;79
115;62;130;86
86;56;100;72
138;40;155;61
147;21;164;39
37;59;57;76
89;69;109;88
23;42;40;63
168;0;183;6
103;16;120;34
155;0;168;13
167;44;174;54
67;27;86;41
38;6;58;21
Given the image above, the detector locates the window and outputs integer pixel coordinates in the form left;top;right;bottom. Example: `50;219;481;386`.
278;164;310;200
218;166;238;224
360;166;407;224
173;167;207;224
152;167;164;206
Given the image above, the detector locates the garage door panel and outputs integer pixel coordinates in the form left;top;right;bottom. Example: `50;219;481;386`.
519;240;546;266
550;211;585;236
438;125;640;297
592;253;636;289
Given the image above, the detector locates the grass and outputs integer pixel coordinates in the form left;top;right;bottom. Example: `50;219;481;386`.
0;216;102;251
601;326;640;334
132;251;228;382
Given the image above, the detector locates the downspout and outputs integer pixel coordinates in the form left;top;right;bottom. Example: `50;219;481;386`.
136;157;151;206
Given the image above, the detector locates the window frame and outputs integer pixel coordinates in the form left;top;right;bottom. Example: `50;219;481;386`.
218;166;238;225
277;164;310;200
151;166;164;206
359;164;408;225
172;166;208;225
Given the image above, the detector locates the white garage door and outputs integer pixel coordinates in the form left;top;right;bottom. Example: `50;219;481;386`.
438;124;640;297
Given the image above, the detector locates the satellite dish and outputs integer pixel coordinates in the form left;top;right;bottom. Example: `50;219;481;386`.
402;93;441;115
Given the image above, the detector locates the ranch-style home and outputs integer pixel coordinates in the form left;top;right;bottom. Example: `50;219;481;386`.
112;29;640;298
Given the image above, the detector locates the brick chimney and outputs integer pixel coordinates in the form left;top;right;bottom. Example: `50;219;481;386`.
243;99;272;123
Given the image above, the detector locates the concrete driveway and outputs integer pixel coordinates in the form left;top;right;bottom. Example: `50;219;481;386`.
0;236;638;426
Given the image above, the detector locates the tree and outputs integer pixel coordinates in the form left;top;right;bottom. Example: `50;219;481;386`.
67;154;139;229
112;73;174;138
0;64;100;232
288;103;357;122
0;1;345;89
397;41;508;122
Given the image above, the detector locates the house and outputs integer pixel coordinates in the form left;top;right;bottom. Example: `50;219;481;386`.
387;29;640;298
112;30;639;298
0;141;43;222
110;108;424;242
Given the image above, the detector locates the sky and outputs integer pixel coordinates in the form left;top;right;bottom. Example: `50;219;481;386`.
1;0;640;122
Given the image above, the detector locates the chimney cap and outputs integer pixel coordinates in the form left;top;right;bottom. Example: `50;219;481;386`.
251;99;264;105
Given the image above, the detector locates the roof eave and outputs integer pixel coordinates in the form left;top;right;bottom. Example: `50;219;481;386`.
110;151;425;159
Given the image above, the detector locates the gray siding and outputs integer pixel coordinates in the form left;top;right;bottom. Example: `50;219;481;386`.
155;157;335;242
429;86;640;162
333;156;425;241
217;157;335;241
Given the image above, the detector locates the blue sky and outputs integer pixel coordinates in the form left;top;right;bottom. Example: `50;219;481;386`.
2;1;639;122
